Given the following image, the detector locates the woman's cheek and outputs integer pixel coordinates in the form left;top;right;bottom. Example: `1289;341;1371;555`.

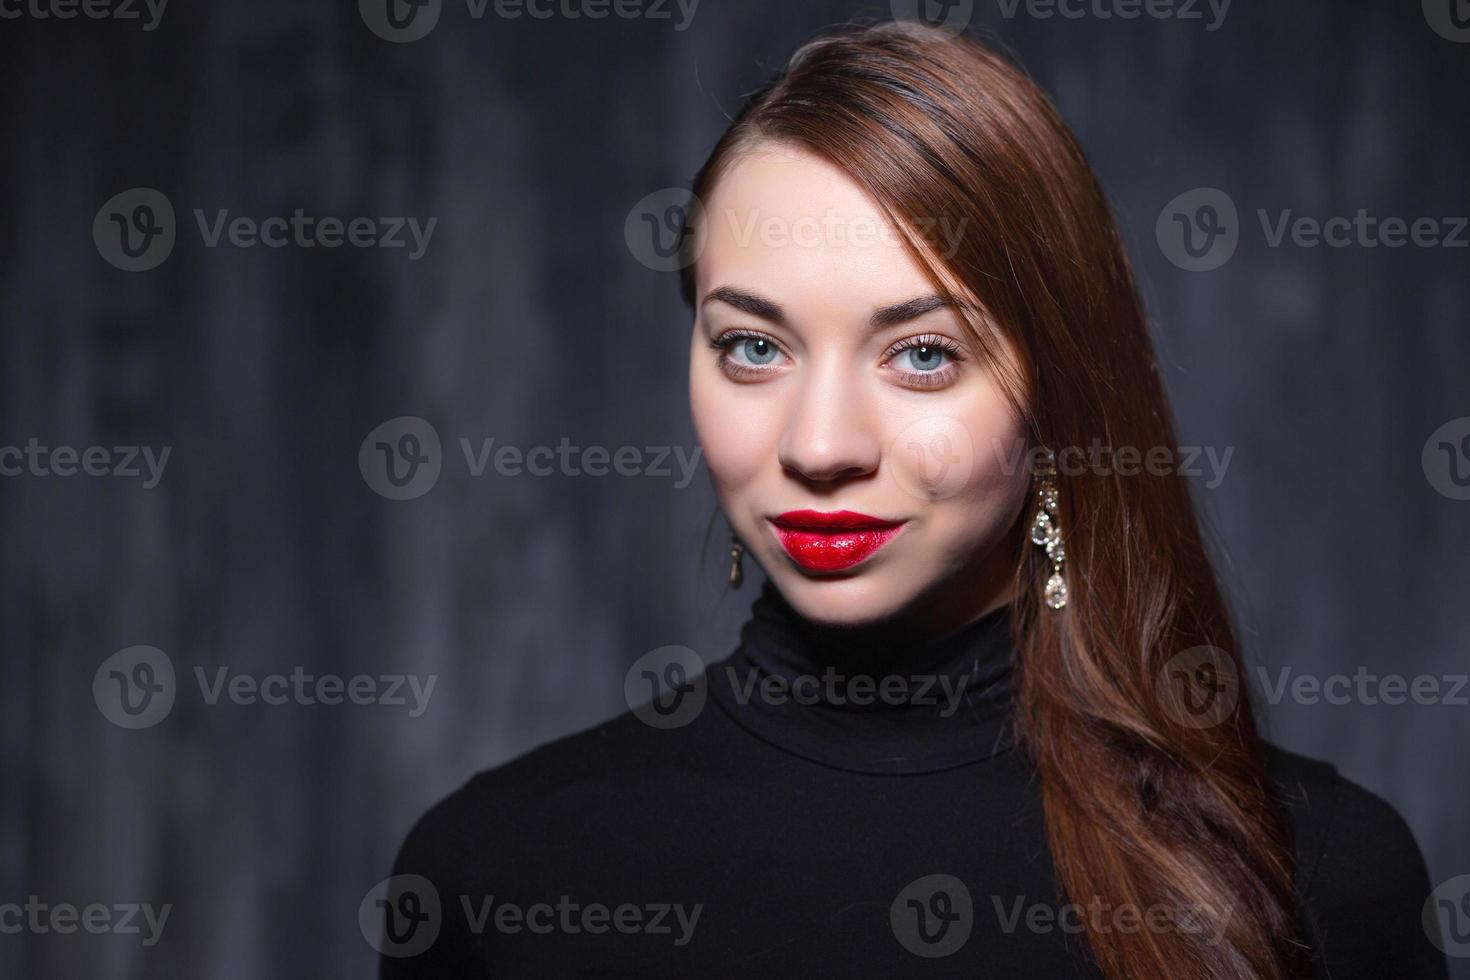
884;396;1029;521
952;413;1033;545
690;383;782;495
885;414;982;502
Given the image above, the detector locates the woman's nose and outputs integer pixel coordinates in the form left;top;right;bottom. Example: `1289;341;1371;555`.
776;358;882;485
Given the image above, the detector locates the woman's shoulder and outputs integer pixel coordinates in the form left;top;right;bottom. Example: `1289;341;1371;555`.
391;699;720;866
1261;742;1447;978
1262;742;1426;887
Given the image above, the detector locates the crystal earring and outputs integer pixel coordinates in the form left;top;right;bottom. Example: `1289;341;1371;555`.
728;534;745;589
1030;449;1068;610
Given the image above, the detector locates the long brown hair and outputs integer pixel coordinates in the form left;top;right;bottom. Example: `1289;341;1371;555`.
677;21;1309;980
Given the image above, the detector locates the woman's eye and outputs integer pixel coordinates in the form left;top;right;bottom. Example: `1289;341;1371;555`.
886;335;963;388
712;332;787;378
896;344;949;373
730;336;780;367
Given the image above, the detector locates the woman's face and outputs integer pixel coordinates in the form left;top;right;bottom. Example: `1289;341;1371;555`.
688;141;1032;632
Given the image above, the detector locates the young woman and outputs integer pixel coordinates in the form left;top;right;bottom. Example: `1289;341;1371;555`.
379;21;1446;979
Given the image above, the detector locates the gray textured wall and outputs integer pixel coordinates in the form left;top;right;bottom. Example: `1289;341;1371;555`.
1;1;1466;977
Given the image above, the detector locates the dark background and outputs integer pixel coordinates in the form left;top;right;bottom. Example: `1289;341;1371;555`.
2;0;1467;977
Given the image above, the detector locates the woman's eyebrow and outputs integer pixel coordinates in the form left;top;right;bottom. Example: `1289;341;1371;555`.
702;286;785;324
702;286;963;330
869;293;958;327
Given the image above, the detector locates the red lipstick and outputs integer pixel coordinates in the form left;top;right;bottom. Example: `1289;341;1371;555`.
769;510;906;572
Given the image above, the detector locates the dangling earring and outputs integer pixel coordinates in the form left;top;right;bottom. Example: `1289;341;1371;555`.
1030;448;1068;610
728;534;745;589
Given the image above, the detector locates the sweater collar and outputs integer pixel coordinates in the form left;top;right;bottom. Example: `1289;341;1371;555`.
708;580;1019;775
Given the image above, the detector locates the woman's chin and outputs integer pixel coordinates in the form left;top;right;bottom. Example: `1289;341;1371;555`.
764;566;921;629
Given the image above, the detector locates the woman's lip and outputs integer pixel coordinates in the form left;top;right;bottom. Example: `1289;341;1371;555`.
771;509;904;530
768;515;907;572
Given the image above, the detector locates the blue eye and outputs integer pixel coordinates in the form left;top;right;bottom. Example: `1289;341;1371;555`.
899;344;948;372
886;334;964;389
734;337;779;366
713;331;785;375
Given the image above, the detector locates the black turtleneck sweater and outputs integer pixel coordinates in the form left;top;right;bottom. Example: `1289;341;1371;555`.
379;583;1447;978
